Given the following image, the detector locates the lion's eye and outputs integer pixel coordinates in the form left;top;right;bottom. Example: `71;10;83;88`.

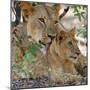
59;36;62;40
38;18;45;24
68;41;72;46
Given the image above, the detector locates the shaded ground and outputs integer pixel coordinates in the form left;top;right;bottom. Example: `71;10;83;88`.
11;76;87;89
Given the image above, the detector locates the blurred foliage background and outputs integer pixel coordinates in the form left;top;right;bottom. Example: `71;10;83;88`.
72;5;87;38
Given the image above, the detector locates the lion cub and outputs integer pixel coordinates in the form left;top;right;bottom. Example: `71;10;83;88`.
29;28;87;83
47;28;81;81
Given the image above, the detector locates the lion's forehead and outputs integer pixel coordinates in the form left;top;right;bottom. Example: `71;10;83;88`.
30;5;59;22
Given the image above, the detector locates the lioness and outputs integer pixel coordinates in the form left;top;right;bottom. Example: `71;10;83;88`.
19;2;69;44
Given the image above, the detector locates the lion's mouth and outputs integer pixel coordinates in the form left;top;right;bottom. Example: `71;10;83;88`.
70;56;77;59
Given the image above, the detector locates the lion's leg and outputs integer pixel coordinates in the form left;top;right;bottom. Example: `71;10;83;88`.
49;67;82;84
60;73;83;84
75;55;87;77
63;60;78;75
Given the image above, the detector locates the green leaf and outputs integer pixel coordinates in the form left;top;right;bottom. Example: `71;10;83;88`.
78;15;81;21
77;26;87;38
23;42;42;64
35;43;43;48
74;13;79;16
24;52;36;64
28;43;42;56
78;6;81;9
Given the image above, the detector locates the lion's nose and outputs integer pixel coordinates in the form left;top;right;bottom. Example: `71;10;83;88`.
39;40;45;45
54;20;58;24
76;52;80;55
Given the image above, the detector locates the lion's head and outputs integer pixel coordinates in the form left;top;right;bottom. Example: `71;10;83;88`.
20;1;68;43
54;28;81;63
26;4;60;43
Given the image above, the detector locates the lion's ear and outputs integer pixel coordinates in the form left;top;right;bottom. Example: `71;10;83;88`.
19;2;32;9
56;31;66;43
53;4;61;16
19;1;34;13
19;2;34;22
70;27;76;37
